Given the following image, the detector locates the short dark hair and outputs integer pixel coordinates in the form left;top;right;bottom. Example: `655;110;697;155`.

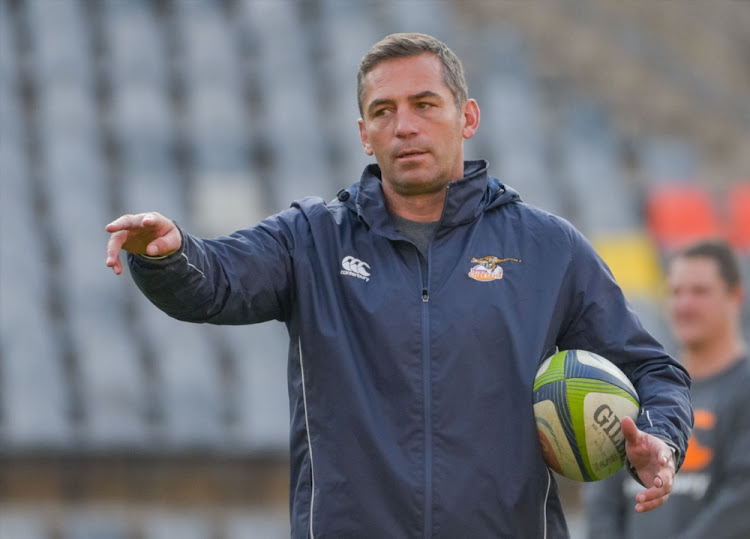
357;33;469;116
670;239;743;290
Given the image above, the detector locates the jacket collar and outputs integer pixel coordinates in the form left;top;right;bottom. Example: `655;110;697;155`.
353;160;493;235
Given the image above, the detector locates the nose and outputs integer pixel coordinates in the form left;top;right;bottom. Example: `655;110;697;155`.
393;109;419;137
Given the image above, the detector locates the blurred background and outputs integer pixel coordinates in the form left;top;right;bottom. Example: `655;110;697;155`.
0;0;748;537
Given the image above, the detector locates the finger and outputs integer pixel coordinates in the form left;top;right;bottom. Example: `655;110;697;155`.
112;256;123;275
145;227;181;256
106;214;139;233
106;213;161;233
659;449;675;469
635;485;665;507
106;230;128;266
635;492;669;513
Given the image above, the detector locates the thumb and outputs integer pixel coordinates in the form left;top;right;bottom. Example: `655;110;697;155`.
621;415;641;445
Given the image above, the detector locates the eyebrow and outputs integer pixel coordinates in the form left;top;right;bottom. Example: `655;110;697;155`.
366;91;444;116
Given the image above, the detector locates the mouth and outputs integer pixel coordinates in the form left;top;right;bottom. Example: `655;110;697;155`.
395;149;428;160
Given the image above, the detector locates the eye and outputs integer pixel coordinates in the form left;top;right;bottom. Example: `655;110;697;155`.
372;107;391;118
417;101;435;110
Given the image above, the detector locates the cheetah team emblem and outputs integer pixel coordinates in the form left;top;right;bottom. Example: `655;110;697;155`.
468;256;522;282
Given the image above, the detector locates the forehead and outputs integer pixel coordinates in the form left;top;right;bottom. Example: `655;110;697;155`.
361;53;450;104
668;256;723;286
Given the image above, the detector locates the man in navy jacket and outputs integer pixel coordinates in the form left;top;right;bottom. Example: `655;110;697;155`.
106;33;692;538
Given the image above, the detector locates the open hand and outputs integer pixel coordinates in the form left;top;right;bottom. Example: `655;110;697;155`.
105;213;181;275
622;415;676;513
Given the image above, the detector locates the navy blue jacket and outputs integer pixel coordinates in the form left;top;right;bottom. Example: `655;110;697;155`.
129;161;692;538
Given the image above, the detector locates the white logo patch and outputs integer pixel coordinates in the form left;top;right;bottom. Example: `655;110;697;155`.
341;256;371;282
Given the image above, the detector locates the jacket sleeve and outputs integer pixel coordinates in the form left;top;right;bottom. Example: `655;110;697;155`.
555;224;693;467
127;208;302;325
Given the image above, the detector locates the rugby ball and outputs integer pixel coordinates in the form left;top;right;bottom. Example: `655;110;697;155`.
532;349;640;482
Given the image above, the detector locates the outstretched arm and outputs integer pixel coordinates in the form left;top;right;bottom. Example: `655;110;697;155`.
105;212;182;275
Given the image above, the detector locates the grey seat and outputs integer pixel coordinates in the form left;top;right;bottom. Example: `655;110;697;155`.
182;84;250;172
69;308;148;449
556;98;639;235
0;507;49;539
37;83;98;146
25;0;93;87
60;507;132;539
224;509;290;539
634;135;699;182
141;510;214;539
101;0;168;88
173;2;240;88
134;302;226;449
240;0;333;206
220;323;290;452
1;298;71;449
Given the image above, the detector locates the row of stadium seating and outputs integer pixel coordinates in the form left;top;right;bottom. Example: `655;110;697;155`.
0;2;747;537
3;0;747;459
1;505;289;539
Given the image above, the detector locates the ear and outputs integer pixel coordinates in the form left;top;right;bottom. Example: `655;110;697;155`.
358;118;374;156
461;99;480;140
729;285;745;313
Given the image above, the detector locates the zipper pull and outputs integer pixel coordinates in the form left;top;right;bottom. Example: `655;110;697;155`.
422;289;429;302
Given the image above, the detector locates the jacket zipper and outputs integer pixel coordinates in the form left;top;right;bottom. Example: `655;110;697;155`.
420;253;432;539
422;184;449;538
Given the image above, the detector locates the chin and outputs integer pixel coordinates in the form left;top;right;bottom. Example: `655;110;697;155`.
676;331;708;349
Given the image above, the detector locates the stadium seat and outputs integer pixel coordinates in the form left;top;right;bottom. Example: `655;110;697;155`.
111;83;173;150
220;323;290;452
101;0;168;88
0;507;50;539
183;84;250;172
37;83;97;143
1;300;71;449
60;507;133;539
379;0;453;40
240;0;333;206
173;1;240;88
119;167;188;225
315;0;383;186
70;309;148;449
141;510;214;539
494;149;563;216
557;98;639;234
224;509;290;539
24;0;93;88
646;183;721;250
727;182;750;252
133;303;226;449
190;170;268;238
630;298;675;355
635;135;699;182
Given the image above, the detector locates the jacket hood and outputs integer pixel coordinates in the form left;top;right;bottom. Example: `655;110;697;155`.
337;160;521;235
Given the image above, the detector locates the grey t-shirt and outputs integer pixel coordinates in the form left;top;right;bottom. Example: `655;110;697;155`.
584;356;750;539
390;213;439;258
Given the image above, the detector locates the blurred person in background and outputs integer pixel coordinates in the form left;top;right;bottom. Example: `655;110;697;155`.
586;238;750;539
105;33;691;538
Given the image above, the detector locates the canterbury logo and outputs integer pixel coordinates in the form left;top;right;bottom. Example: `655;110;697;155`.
468;255;521;282
341;256;371;282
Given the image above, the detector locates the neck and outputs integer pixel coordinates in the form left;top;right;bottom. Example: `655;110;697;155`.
682;335;746;380
382;185;447;222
